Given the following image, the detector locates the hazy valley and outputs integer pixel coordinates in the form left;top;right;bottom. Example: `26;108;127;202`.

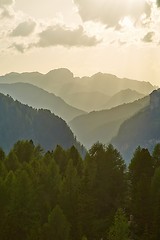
0;68;157;159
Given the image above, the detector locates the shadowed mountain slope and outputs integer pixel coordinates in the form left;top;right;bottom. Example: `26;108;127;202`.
0;82;85;122
69;96;149;149
112;89;160;163
0;93;84;154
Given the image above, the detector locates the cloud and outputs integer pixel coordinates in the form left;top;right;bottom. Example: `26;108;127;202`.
0;6;14;18
142;31;155;42
10;20;36;37
0;0;14;7
36;25;100;47
11;43;26;53
10;24;100;53
0;0;15;18
73;0;151;27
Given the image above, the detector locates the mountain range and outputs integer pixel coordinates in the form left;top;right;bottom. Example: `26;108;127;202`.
0;82;85;122
112;89;160;162
69;96;149;149
0;92;84;154
0;68;156;112
0;68;159;164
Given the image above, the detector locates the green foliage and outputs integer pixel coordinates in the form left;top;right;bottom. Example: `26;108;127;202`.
0;147;5;161
81;236;88;240
60;159;81;240
53;145;67;175
81;143;127;240
5;150;20;172
151;167;160;240
12;140;35;163
1;140;160;240
108;208;129;240
42;205;70;240
152;143;160;168
129;147;154;239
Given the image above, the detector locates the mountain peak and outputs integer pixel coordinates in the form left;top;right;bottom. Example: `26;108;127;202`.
150;89;160;110
46;68;74;79
92;72;116;79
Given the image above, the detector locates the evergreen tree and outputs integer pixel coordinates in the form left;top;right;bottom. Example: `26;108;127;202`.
53;145;68;175
12;140;35;163
108;208;129;240
82;143;127;240
151;167;160;240
67;145;84;176
152;143;160;169
0;147;5;161
60;159;81;240
129;147;154;239
42;205;70;240
5;150;20;172
3;170;36;240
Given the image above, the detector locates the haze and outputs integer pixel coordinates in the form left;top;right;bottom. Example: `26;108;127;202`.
0;0;160;86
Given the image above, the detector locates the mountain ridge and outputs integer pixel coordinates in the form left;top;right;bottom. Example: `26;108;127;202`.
69;96;149;149
0;92;84;154
112;89;160;163
104;88;145;109
0;82;85;122
0;68;156;94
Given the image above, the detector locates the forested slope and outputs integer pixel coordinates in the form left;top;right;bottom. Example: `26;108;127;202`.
0;93;84;153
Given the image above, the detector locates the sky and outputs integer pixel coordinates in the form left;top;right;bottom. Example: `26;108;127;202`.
0;0;160;86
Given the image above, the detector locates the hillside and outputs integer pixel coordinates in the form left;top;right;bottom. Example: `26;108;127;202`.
0;93;84;153
112;89;160;162
69;96;149;149
0;68;155;112
0;82;85;122
105;89;145;109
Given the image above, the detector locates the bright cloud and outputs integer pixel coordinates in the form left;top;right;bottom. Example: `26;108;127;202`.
73;0;152;27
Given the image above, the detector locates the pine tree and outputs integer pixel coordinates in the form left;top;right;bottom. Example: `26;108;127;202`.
151;167;160;240
108;208;129;240
42;205;70;240
60;159;81;240
129;147;154;239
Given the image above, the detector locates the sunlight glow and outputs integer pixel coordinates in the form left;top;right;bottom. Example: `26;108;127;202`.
119;17;134;28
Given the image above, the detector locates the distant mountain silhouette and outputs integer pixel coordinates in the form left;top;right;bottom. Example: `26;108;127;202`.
112;89;160;163
0;93;84;154
81;72;155;95
69;96;149;149
0;68;73;96
0;82;85;122
0;68;156;112
104;89;145;109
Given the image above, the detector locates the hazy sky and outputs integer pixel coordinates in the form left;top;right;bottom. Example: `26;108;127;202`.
0;0;160;86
